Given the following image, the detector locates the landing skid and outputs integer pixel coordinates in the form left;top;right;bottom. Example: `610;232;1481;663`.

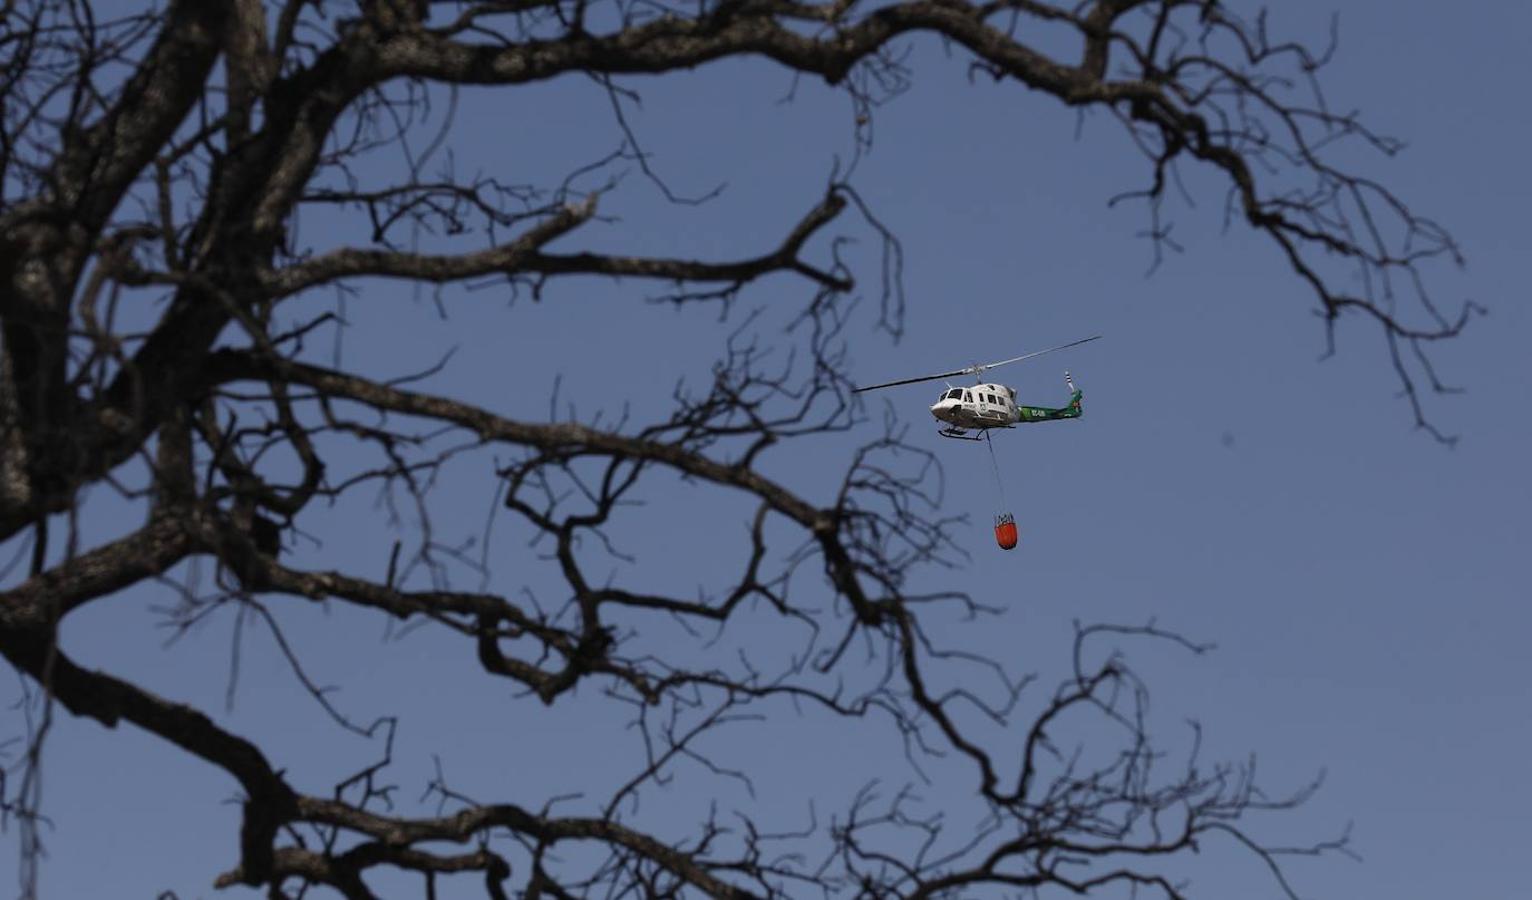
938;427;984;441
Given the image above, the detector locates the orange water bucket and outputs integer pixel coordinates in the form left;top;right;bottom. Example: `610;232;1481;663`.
994;512;1018;550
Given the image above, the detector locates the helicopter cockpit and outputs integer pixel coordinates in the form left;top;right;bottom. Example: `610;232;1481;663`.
938;388;966;403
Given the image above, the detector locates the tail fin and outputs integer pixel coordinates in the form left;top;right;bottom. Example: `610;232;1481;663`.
1065;371;1082;412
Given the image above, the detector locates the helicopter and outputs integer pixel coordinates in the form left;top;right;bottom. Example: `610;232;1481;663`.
852;336;1100;441
854;336;1100;550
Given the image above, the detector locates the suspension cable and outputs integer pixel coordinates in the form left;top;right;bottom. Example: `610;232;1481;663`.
984;429;1008;508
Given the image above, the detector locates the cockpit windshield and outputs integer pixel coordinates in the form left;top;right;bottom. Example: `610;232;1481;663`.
940;389;964;401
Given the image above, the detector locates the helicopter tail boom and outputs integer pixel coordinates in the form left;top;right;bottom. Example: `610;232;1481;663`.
1015;387;1083;423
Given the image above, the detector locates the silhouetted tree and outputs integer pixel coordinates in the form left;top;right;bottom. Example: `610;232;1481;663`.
1;1;1463;898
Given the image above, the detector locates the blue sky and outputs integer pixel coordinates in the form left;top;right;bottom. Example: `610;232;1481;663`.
4;1;1529;897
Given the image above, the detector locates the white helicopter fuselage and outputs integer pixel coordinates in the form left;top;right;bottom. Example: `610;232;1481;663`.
930;382;1018;430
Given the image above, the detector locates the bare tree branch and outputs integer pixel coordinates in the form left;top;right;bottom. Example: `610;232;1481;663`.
0;1;1453;896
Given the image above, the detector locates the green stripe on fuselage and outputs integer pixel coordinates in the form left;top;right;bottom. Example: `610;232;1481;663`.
1016;389;1083;423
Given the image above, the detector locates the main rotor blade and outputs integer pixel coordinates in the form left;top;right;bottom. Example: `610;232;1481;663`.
851;335;1101;393
977;335;1102;372
852;367;971;393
